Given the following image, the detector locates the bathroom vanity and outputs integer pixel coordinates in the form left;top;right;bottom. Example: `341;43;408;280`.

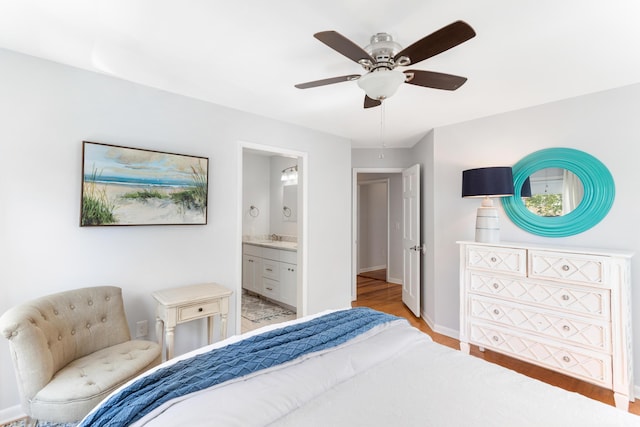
242;242;297;309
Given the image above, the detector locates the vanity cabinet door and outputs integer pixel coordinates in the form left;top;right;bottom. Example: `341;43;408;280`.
242;255;262;293
280;262;297;307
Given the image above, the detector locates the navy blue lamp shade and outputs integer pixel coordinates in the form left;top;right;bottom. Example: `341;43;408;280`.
520;177;532;198
462;167;514;198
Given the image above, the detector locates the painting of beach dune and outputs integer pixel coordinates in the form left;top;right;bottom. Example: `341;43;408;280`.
81;141;208;226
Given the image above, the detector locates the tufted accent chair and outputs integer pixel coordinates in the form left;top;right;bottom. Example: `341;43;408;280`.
0;286;162;423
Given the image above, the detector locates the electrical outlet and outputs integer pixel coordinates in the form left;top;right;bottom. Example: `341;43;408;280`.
135;320;148;338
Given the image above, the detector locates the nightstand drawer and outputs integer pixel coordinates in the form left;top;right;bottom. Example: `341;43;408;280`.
467;245;526;275
469;295;610;351
470;323;612;387
529;250;605;286
178;300;221;322
469;272;610;318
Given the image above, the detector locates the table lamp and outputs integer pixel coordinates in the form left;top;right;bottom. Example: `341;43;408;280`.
462;167;514;243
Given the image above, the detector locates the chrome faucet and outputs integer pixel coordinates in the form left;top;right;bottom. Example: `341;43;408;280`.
270;233;280;241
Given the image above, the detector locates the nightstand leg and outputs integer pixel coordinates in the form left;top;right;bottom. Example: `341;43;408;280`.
155;317;164;349
460;342;471;354
220;313;228;340
207;316;214;345
166;326;175;360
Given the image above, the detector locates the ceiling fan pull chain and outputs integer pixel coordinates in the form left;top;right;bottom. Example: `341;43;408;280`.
379;101;386;159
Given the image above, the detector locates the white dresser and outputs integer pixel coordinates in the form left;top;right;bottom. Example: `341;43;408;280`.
458;241;634;409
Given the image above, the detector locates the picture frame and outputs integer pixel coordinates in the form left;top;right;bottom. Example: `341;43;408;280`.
81;141;209;226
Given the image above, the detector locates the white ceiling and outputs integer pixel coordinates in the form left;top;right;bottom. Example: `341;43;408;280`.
1;0;640;148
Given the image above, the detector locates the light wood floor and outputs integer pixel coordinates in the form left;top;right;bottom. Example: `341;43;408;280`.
352;270;640;415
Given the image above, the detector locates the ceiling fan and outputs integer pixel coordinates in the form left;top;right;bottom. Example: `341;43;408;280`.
295;20;476;108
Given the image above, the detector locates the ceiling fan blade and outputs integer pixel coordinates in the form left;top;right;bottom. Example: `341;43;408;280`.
394;20;476;66
314;31;375;64
364;96;382;109
295;74;361;89
404;70;467;90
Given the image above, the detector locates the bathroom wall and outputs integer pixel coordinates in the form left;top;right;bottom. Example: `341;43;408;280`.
242;151;298;240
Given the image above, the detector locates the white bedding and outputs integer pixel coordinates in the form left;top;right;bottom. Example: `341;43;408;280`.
85;310;640;426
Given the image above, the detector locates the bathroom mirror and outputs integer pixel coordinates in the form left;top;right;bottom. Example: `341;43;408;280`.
502;148;614;237
282;185;297;222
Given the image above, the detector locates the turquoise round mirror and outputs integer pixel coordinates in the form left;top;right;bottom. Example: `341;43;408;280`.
502;148;615;237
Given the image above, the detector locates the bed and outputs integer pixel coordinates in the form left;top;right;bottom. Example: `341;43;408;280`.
78;307;640;427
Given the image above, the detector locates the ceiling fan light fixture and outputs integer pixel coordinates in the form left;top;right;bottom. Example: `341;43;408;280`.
357;69;405;100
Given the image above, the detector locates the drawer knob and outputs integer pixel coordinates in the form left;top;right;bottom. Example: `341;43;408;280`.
561;294;570;301
492;283;499;289
266;287;273;291
562;356;571;363
266;268;273;272
562;265;570;271
198;307;203;312
562;325;570;331
490;257;497;262
492;336;499;342
493;309;500;315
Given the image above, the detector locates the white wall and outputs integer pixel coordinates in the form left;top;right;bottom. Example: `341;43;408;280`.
242;152;270;237
0;48;352;414
428;83;640;384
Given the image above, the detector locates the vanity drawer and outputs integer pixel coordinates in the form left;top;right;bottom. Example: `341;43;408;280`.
470;323;612;387
262;278;280;299
469;295;610;351
262;261;280;280
262;248;282;261
243;243;262;257
280;249;297;264
466;245;526;276
178;300;220;322
468;272;610;318
529;250;605;286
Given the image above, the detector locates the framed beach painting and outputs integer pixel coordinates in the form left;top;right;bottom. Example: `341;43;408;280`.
81;141;209;226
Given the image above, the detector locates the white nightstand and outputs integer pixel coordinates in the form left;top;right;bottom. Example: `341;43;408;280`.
152;282;233;360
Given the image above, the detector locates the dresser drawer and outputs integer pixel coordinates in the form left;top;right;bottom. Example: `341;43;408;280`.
466;245;526;276
262;278;280;299
529;250;605;286
178;300;221;322
470;323;612;387
469;295;610;351
468;272;610;319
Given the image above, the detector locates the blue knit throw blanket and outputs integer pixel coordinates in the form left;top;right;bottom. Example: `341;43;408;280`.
79;307;400;427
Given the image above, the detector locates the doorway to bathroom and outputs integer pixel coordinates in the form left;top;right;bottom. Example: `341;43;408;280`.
238;143;306;334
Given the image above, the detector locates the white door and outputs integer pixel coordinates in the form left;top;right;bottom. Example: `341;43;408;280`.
402;164;421;316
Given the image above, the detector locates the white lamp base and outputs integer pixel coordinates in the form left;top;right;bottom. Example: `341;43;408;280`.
475;206;500;243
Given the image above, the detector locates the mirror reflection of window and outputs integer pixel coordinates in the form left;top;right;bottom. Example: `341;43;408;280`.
523;168;583;217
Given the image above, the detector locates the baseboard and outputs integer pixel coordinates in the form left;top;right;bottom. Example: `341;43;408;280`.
358;265;386;274
387;277;402;285
420;311;460;341
0;405;25;424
